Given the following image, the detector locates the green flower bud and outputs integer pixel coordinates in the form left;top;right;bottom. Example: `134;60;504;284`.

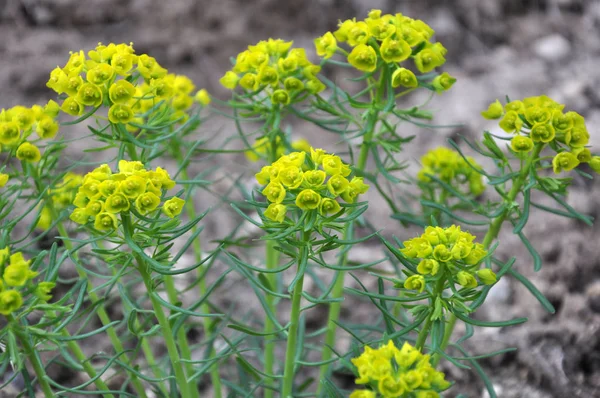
162;197;185;218
417;259;440;276
295;189;321;210
574;148;592;163
524;106;551;125
499;111;523;133
284;77;304;92
257;65;279;87
348;44;378;72
36;116;60;139
379;37;411;63
391;67;418;88
85;199;105;216
464;243;487;265
552;152;579;174
481;100;503;119
433;244;452;262
239;73;258;91
94;212;118;231
86;63;115;85
303;170;326;187
104;193;130;213
530;122;555;143
16;142;42;163
264;203;286;223
271;89;290;105
456;271;477;288
378;376;405;397
262;181;286;203
0;290;23;315
77;83;103;107
108;104;134;124
279;166;303;189
327;174;350;196
476;269;497;285
510;136;534;153
61;97;84;116
120;176;146;199
70;208;89;225
589;156;600;173
36;282;56;301
319;198;341;216
431;72;456;93
135;192;161;215
414;47;445;73
404;275;426;293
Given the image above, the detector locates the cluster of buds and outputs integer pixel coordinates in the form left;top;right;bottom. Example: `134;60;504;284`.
0;102;61;163
418;147;485;196
69;160;185;231
47;42;209;130
350;340;450;398
0;248;54;316
401;225;496;292
482;95;597;174
220;38;326;106
315;9;454;92
255;149;369;223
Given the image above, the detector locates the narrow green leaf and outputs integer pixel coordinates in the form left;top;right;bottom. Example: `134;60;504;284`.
453;311;527;328
517;231;542;272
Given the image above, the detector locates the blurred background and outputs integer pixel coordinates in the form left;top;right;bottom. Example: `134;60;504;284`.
2;0;600;397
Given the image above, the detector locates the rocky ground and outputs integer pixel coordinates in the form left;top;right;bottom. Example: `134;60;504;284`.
2;0;600;397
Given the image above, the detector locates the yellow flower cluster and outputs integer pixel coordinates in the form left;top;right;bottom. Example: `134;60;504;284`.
69;160;185;230
220;38;326;105
246;136;311;162
0;101;61;163
47;42;209;128
0;248;55;316
255;149;369;223
0;173;8;187
482;95;595;174
350;340;450;398
401;225;496;291
316;9;452;90
37;173;84;230
418;147;485;196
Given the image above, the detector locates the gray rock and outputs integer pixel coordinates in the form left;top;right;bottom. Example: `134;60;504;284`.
532;34;571;61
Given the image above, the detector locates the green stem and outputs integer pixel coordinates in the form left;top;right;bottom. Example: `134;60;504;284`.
126;142;139;161
134;254;192;398
55;221;149;398
61;330;115;397
163;275;201;398
263;239;280;398
9;315;55;398
431;143;544;366
264;111;283;398
315;224;351;394
316;72;385;396
281;231;311;398
170;142;223;398
415;276;446;351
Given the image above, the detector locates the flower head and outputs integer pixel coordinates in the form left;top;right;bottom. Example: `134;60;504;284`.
351;340;450;396
70;162;181;229
255;149;368;224
418;147;484;196
221;39;326;106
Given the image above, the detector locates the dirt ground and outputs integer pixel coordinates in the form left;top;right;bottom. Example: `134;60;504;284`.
2;0;600;397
